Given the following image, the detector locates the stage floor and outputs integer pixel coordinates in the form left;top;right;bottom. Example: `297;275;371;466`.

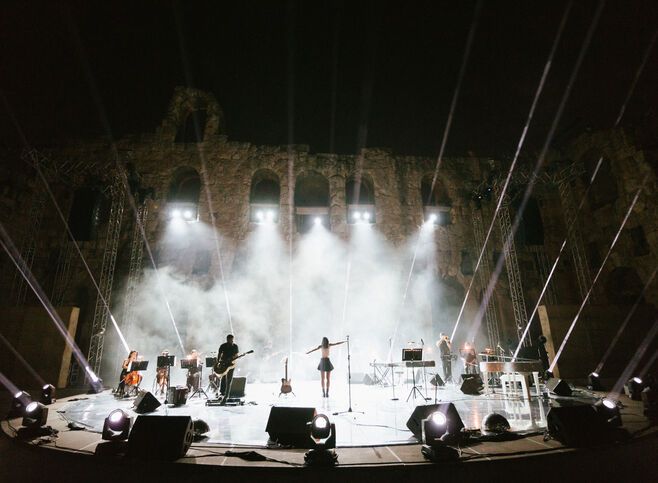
61;379;551;446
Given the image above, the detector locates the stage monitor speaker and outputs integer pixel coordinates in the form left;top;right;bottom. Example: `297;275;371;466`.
547;405;615;447
167;386;188;406
228;377;246;398
460;375;483;395
546;378;572;397
265;406;316;448
430;374;444;387
127;415;193;460
133;391;161;414
406;403;464;440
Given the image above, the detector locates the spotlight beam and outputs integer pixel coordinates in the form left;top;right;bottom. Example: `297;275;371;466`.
450;0;573;343
0;222;101;385
462;0;605;346
610;319;658;397
549;184;645;373
512;26;658;361
0;370;20;400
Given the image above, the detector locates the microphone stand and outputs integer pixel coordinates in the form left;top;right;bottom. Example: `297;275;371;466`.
333;335;363;416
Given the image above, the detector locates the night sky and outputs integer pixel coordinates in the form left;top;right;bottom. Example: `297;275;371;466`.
2;1;657;157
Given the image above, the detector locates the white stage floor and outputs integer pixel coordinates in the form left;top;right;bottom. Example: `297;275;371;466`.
60;379;552;447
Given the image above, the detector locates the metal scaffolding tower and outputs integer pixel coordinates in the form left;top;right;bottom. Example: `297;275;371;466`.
86;174;125;377
471;207;501;349
557;179;593;303
122;202;149;342
496;191;530;347
529;245;558;306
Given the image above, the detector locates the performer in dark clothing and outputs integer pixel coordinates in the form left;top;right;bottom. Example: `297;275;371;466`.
537;335;550;376
217;335;239;396
437;333;453;383
186;349;201;392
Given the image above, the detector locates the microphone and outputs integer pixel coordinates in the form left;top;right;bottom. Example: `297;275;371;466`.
421;338;424;345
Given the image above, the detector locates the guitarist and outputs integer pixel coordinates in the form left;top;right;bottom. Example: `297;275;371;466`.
217;334;239;397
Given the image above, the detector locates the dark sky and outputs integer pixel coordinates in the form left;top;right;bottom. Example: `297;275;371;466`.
1;0;657;157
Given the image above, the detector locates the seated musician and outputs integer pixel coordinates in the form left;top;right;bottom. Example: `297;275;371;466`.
436;333;453;383
217;335;239;397
462;343;478;375
186;349;201;392
156;350;170;396
117;350;138;396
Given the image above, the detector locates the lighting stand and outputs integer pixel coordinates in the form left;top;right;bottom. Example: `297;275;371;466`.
333;335;364;416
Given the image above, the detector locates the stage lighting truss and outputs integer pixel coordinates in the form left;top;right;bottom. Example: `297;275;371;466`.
40;384;56;405
167;202;199;223
22;401;49;428
250;203;279;224
423;206;451;226
347;204;375;224
102;409;132;441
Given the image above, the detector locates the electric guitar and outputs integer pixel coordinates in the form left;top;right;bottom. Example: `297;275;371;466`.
214;350;254;377
280;357;292;394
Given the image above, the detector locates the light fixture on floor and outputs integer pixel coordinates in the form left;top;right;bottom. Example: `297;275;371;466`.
625;377;644;400
588;372;604;391
40;384;56;405
594;398;622;427
304;414;337;466
22;401;48;428
9;391;32;418
102;409;131;441
421;411;460;462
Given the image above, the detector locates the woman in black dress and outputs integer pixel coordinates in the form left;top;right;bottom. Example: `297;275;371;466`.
306;337;346;397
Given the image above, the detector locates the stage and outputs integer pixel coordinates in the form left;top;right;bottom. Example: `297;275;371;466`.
2;379;657;482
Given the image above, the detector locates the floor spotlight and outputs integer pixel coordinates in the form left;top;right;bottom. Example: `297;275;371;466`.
183;209;193;220
428;213;438;224
40;384;56;405
9;391;32;418
22;401;48;428
256;210;264;222
352;211;362;221
171;208;182;219
314;217;322;226
102;409;131;441
626;377;644;401
594;398;622;427
304;414;337;466
588;372;604;391
363;211;371;221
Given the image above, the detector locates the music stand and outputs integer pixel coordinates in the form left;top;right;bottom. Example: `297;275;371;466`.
402;350;425;402
156;355;175;403
130;360;149;371
181;359;208;399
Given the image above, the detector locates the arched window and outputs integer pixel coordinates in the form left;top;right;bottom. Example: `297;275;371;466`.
250;169;280;223
421;174;451;225
167;167;201;221
346;174;375;223
295;172;329;232
175;109;208;143
582;150;618;209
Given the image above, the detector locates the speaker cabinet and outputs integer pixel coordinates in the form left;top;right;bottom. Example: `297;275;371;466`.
228;377;246;398
127;415;194;460
546;378;572;397
406;403;464;440
460;375;483;395
166;386;188;406
265;406;316;448
547;405;614;446
133;391;161;414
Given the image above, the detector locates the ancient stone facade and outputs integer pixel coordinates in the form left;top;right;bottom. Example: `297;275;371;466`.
1;88;656;383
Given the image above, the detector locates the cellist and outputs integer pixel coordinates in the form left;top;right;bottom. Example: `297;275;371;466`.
117;350;139;396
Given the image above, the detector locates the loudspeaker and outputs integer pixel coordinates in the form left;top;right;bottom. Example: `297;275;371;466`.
546;378;572;397
430;374;444;387
133;391;161;414
406;403;464;440
265;406;316;448
460;375;483;395
166;386;188;406
228;377;246;398
547;405;614;446
127;415;194;460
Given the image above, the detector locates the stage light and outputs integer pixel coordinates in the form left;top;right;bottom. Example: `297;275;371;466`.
594;398;622;427
363;212;371;221
420;409;460;462
428;213;438;224
40;384;56;405
171;209;182;219
22;401;48;428
256;210;264;222
626;377;644;401
266;209;275;222
102;409;131;441
353;211;362;221
314;217;322;225
588;372;604;391
9;391;32;418
481;412;511;435
183;210;193;220
429;411;446;427
304;414;337;466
